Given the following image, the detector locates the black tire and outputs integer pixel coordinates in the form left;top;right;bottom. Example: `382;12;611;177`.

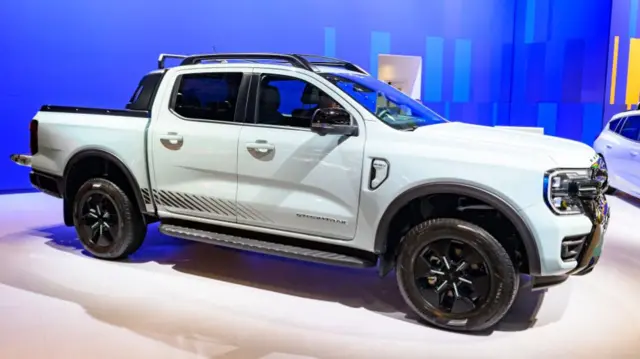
72;178;147;260
598;154;616;195
396;218;519;332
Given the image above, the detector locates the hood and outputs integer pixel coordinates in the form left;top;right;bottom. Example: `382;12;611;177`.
412;122;598;168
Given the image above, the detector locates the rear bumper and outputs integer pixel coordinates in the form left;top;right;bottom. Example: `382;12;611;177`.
29;170;64;198
11;153;64;198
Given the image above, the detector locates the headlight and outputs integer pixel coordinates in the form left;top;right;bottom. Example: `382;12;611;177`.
544;169;591;215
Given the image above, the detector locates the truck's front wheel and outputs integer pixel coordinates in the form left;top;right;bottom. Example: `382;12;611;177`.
396;218;519;332
72;178;147;260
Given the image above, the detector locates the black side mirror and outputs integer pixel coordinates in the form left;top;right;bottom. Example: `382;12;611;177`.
311;108;358;136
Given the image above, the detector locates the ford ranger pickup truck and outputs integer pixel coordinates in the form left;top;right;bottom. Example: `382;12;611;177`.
10;53;610;332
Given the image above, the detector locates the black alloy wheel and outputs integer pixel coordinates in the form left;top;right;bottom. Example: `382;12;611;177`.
77;191;121;249
73;178;147;260
397;218;519;332
413;238;491;315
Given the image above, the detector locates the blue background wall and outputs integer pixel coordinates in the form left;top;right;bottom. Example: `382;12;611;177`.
510;0;612;143
605;0;640;122
0;0;617;191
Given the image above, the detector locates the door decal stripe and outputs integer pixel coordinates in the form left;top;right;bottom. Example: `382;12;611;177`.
141;188;272;222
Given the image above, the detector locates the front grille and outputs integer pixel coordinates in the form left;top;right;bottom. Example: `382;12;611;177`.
561;234;587;262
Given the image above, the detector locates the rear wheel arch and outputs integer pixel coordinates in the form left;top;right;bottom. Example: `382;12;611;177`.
62;149;149;225
374;182;542;276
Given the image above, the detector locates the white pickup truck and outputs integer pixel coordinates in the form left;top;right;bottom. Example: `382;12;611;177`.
10;53;610;332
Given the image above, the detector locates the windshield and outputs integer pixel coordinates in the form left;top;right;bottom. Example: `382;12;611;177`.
321;72;448;130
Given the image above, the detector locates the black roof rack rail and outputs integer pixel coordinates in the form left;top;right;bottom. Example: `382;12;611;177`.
158;53;189;69
170;52;368;74
292;54;369;75
179;53;314;71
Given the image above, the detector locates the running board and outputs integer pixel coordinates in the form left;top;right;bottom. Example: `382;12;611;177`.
159;223;376;268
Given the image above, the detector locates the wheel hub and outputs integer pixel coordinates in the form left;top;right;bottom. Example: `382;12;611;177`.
80;193;119;247
429;257;473;295
413;238;491;314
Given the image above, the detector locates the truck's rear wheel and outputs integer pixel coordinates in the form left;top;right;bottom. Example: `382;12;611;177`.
396;218;519;332
72;178;146;260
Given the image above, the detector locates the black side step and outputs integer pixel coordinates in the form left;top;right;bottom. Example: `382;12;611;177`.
159;223;376;268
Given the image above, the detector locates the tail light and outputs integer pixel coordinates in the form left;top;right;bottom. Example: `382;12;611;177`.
29;119;39;155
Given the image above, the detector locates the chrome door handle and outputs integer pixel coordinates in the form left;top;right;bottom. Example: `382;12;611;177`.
631;151;639;157
246;141;275;157
160;132;184;150
605;144;613;149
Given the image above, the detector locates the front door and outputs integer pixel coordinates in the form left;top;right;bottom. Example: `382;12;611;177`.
235;70;366;240
149;69;250;222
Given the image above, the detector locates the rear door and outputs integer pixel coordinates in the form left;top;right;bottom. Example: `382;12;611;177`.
148;67;250;222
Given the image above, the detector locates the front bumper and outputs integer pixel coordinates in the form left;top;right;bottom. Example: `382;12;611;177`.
523;172;610;277
568;193;609;276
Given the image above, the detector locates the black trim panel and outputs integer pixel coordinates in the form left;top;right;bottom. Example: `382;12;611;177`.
63;150;149;215
531;274;569;291
234;73;251;123
244;73;259;124
40;105;150;118
30;170;64;198
126;70;167;112
374;182;542;276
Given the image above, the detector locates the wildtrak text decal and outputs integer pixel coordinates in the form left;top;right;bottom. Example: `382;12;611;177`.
296;213;347;225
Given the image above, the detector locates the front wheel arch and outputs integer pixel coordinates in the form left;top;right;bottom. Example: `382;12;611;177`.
373;182;542;277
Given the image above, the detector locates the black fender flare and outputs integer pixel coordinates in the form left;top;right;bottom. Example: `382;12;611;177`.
63;149;148;217
373;182;542;276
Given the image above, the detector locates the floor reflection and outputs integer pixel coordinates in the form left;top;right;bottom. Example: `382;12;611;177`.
41;223;550;333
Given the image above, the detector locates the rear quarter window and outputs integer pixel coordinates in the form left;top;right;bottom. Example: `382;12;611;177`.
126;71;166;111
609;117;624;132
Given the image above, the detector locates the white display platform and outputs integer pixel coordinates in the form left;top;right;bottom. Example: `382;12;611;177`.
0;193;638;358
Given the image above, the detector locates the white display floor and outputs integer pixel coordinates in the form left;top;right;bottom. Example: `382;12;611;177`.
1;193;640;358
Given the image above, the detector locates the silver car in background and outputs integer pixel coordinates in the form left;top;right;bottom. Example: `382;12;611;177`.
594;110;640;198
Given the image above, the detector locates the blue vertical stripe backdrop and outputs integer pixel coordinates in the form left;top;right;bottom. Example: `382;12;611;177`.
424;37;444;102
630;0;638;37
582;103;604;144
452;39;472;103
524;0;537;44
370;31;391;78
324;27;336;57
537;103;557;135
